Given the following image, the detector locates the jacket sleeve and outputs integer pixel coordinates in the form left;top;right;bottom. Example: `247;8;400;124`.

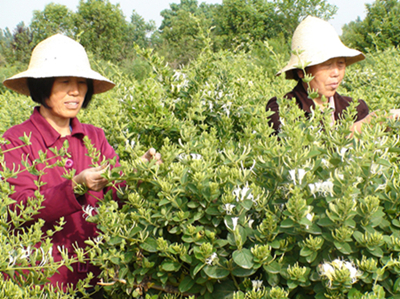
266;97;281;134
355;99;370;122
2;137;82;224
95;128;125;201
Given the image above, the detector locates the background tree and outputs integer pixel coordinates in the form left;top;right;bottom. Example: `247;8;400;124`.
6;22;32;65
157;0;217;66
213;0;278;50
30;3;75;45
128;10;156;50
74;0;129;62
341;0;400;52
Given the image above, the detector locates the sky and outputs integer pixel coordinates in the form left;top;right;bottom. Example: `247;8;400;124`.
0;0;374;35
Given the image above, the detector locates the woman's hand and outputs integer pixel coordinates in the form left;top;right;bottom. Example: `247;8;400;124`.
141;148;162;165
72;164;109;192
389;109;400;120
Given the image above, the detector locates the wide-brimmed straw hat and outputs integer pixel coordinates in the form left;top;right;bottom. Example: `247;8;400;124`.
277;16;365;80
3;34;115;95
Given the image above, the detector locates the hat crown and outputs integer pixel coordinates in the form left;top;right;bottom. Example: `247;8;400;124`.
291;16;344;66
28;34;91;75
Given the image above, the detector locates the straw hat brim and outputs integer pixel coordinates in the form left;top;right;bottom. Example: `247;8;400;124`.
3;70;115;96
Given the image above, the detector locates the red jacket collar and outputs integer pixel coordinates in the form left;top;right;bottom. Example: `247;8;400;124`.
29;107;85;147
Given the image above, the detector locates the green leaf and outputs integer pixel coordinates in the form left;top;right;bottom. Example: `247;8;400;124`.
307;150;321;158
140;237;158;253
232;267;256;277
240;199;253;210
266;273;280;287
205;206;220;216
203;265;230;279
109;236;123;245
211;280;237;299
161;260;181;272
179;276;195;293
368;246;383;258
318;216;335;227
232;248;254;269
334;241;353;254
281;218;295;228
264;261;281;274
193;263;205;276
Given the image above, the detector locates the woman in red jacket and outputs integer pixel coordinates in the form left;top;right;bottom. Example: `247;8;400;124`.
2;34;160;298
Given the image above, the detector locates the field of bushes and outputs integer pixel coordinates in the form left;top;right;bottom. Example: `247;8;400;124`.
2;41;400;299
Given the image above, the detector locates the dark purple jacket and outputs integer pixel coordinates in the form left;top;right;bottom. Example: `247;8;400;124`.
2;107;120;289
266;81;370;134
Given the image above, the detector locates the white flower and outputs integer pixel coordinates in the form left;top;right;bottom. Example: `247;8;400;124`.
232;217;239;230
370;163;381;174
321;159;330;168
344;261;359;283
320;263;335;281
82;205;98;220
309;180;334;197
320;259;360;286
252;280;263;291
289;169;307;185
57;245;66;254
305;213;314;229
232;183;253;202
289;169;296;185
248;219;254;229
190;153;203;160
223;204;235;215
19;245;32;260
298;169;306;185
8;251;16;267
205;252;218;265
322;180;334;197
309;184;316;196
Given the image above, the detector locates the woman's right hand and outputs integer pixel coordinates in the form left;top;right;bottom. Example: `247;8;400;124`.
72;164;109;192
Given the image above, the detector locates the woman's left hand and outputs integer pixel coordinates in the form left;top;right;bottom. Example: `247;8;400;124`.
141;148;162;165
73;164;109;192
389;109;400;120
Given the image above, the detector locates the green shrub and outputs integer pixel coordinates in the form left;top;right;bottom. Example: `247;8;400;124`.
2;45;400;299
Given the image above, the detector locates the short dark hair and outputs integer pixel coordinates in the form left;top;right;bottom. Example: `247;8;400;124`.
27;77;94;109
292;69;306;82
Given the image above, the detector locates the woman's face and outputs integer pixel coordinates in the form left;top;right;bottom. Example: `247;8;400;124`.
43;77;88;121
301;57;346;99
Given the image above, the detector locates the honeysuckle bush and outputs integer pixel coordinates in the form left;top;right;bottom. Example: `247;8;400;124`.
0;137;95;298
2;44;400;299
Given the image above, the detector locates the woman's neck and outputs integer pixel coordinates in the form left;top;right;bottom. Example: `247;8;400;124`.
39;106;71;137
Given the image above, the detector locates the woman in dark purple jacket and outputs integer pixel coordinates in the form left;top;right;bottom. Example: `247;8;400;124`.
266;16;372;135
